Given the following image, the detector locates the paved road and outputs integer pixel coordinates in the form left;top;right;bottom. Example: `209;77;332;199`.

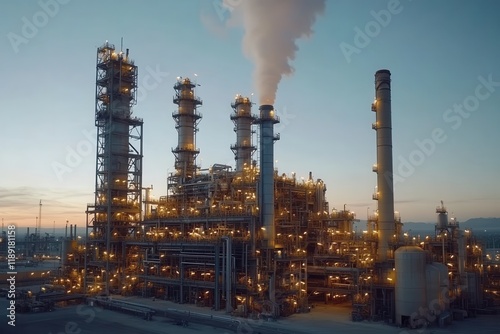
0;298;220;334
1;296;498;334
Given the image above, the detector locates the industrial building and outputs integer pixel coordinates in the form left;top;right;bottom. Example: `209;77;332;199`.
51;42;495;328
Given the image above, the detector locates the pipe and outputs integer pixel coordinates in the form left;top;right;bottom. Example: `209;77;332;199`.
222;236;232;312
373;69;395;262
145;186;152;217
458;230;466;276
257;104;279;248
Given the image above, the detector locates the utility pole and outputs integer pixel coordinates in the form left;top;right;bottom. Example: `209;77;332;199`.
38;200;42;237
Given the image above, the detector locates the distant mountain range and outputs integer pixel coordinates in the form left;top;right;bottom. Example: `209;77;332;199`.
6;218;500;239
354;218;500;235
402;218;500;233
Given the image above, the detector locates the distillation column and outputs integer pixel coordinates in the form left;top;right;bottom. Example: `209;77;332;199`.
172;77;202;182
372;69;395;262
256;105;279;248
88;41;143;293
230;95;256;172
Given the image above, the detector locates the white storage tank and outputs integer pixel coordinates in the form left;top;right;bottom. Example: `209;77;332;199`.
395;246;427;327
425;262;449;318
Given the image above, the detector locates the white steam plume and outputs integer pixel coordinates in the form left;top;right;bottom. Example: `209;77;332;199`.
238;0;325;104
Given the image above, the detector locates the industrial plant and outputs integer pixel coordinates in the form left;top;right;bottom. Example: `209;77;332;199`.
42;41;497;329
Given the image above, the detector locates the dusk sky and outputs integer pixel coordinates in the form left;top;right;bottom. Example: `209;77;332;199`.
1;0;499;230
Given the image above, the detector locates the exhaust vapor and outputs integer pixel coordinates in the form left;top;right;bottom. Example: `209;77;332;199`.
237;0;325;104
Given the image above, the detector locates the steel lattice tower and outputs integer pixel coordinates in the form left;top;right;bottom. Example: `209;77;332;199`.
85;41;143;294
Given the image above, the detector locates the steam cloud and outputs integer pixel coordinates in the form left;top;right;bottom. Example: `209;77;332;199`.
237;0;325;104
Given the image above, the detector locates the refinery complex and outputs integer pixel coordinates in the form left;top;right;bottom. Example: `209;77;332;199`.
4;41;499;330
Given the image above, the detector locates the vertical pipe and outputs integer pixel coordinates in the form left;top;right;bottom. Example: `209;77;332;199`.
180;254;184;303
145;186;152;218
214;243;220;311
84;214;88;293
257;105;279;248
374;69;395;262
458;230;466;276
224;236;233;312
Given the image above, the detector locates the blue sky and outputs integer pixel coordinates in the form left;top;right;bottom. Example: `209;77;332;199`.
1;0;499;229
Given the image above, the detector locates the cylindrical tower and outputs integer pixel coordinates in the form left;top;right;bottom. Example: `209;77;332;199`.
88;41;143;294
372;69;395;262
256;105;279;248
230;95;256;172
172;77;202;182
436;201;448;230
314;179;327;213
395;246;427;327
94;42;142;232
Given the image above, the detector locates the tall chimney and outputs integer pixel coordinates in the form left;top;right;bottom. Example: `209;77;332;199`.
373;69;395;262
256;104;279;248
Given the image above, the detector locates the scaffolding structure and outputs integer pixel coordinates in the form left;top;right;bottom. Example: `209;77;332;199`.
49;50;492;328
85;41;143;295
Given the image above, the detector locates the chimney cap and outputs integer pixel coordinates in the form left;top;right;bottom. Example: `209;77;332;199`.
375;69;391;75
259;104;274;111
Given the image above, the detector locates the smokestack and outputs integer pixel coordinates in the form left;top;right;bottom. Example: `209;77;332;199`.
70;224;73;240
373;69;395;262
231;95;256;172
256;104;279;248
74;224;77;240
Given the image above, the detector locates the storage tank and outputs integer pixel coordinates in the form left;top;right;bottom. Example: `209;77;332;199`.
425;262;449;319
467;272;482;308
395;246;427;327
